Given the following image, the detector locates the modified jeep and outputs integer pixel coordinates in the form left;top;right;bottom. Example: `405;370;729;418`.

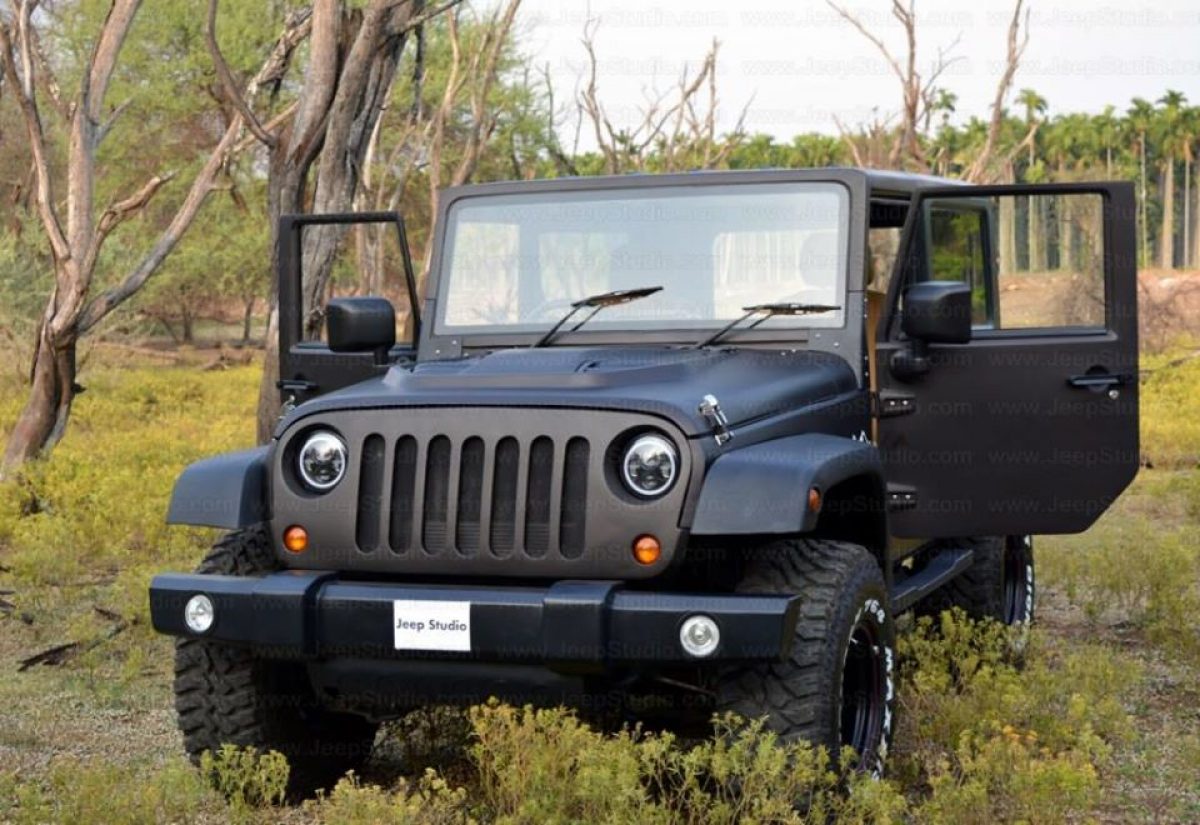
150;169;1138;792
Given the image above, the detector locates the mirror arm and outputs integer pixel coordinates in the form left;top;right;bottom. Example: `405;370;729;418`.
890;337;931;382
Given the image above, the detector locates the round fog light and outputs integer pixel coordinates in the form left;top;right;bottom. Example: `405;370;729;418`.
679;614;720;658
184;594;215;634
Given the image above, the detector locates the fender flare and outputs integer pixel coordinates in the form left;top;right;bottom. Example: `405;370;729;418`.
689;434;883;536
166;447;270;529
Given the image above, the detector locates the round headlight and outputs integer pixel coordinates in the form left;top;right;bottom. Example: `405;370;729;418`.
297;431;348;491
622;433;678;497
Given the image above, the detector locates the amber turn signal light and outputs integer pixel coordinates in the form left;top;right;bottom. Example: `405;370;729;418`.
807;486;822;514
633;534;661;565
283;525;308;554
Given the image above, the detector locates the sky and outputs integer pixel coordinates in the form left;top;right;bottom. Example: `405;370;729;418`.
518;0;1200;150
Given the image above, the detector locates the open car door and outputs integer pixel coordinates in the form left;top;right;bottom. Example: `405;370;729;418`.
277;213;420;408
875;182;1139;537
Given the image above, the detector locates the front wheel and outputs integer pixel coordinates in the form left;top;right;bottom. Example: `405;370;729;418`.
173;526;378;798
716;539;896;775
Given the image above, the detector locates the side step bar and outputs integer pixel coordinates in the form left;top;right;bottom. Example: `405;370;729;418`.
891;547;975;613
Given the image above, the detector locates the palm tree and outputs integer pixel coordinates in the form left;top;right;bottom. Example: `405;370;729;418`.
1017;89;1049;271
1180;105;1200;268
1127;98;1156;266
1156;91;1188;268
1094;106;1120;177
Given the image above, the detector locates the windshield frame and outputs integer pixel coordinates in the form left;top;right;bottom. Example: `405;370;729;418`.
420;169;869;362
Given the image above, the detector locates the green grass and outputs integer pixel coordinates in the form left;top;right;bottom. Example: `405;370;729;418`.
0;348;1198;822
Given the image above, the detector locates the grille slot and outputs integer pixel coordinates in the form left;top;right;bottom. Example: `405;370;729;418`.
560;437;589;558
456;437;485;556
422;436;452;554
524;437;554;557
355;434;386;552
388;436;418;553
490;437;519;557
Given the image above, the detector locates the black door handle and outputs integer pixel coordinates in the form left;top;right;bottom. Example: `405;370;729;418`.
1067;373;1128;389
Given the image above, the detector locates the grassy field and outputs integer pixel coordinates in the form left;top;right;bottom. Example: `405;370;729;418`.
0;346;1197;823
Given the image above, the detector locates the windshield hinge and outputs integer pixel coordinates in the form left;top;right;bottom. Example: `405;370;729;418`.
873;390;915;418
698;394;734;446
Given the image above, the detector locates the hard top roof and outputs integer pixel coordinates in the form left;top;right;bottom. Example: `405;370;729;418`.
442;167;964;200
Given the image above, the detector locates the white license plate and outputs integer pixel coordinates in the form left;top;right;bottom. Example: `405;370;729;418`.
393;600;471;652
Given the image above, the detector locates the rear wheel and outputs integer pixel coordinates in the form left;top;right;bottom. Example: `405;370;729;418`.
916;535;1035;626
173;526;378;798
716;539;896;775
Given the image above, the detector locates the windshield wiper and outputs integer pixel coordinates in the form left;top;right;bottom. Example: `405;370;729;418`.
695;302;841;348
532;286;663;347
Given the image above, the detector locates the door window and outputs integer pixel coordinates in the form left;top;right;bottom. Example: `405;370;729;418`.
919;192;1106;332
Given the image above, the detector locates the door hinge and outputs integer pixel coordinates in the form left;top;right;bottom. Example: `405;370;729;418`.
873;390;915;418
886;483;918;511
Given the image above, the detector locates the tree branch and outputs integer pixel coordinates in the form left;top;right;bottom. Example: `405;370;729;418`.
0;12;69;263
964;0;1029;182
76;8;314;332
206;0;275;147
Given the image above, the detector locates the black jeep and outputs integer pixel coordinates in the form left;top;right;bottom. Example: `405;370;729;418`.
150;169;1138;792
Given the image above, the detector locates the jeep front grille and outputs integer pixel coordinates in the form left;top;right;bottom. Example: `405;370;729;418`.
353;431;592;560
272;407;689;579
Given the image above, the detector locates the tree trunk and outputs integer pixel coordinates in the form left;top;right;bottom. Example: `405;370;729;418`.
2;322;77;473
181;305;195;344
999;195;1017;276
1028;196;1047;272
255;0;420;441
1139;134;1149;266
1160;157;1175;269
241;296;256;344
1183;155;1192;269
256;307;282;443
1193;160;1200;269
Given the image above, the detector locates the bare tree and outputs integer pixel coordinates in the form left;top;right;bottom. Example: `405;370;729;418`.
254;0;465;442
826;0;1031;181
577;21;749;174
0;0;310;475
353;0;522;297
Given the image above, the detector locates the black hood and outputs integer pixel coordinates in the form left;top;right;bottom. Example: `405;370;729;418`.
277;347;859;438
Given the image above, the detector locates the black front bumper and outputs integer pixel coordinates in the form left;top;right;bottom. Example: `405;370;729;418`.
149;571;799;667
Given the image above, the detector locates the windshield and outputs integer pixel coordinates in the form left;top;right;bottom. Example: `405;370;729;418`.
436;181;850;337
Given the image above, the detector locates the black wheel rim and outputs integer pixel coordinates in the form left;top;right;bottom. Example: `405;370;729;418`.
1002;540;1029;625
841;614;886;761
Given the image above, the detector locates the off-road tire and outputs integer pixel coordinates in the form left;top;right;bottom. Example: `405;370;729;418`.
174;526;378;798
716;539;896;775
915;536;1035;627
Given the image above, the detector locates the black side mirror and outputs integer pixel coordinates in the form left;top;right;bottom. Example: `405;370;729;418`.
326;296;396;364
891;281;972;380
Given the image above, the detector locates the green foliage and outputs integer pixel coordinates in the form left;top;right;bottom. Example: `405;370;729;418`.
201;745;290;812
303;771;474;825
469;702;907;824
1140;351;1200;469
0;759;216;824
891;610;1133;824
0;357;258;595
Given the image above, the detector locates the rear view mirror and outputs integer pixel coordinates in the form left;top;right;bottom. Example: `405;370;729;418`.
326;297;396;363
891;281;972;381
902;281;972;344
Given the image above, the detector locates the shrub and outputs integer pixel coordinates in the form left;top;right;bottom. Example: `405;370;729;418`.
304;770;474;825
469;702;909;824
200;744;290;812
0;759;215;824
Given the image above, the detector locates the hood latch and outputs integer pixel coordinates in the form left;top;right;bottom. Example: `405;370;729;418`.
698;394;734;447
